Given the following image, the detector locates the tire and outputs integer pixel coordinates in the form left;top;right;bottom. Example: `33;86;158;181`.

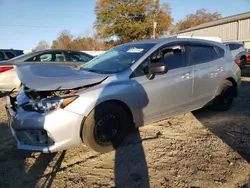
211;80;235;111
241;56;247;68
82;102;133;153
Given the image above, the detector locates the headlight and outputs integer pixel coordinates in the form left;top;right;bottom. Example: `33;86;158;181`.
22;95;78;113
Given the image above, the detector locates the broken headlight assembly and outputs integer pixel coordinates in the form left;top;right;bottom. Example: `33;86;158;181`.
21;95;78;113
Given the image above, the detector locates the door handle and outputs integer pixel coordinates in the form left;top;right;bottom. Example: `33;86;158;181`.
217;67;224;71
182;73;192;79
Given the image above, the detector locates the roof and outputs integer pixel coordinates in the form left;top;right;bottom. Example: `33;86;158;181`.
178;12;250;33
124;37;226;49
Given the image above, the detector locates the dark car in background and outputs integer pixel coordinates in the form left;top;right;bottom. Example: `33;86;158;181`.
247;49;250;62
0;49;94;91
0;49;24;61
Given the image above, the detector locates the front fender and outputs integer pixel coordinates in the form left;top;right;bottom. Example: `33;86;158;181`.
64;81;141;124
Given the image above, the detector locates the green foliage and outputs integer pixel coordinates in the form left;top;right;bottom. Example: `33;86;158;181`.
51;30;73;49
175;9;221;32
51;30;116;50
94;0;173;42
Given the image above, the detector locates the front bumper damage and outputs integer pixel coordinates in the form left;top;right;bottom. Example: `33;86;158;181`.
5;95;85;153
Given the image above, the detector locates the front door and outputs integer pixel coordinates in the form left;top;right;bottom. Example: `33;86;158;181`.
131;44;193;125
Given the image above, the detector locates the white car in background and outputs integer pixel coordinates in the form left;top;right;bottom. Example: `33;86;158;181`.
0;49;93;92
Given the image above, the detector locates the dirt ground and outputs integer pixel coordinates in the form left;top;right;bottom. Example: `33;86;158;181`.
1;67;250;188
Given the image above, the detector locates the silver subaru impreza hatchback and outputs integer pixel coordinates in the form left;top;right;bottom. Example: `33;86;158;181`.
6;38;241;153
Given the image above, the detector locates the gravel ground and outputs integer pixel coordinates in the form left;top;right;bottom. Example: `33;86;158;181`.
1;67;250;188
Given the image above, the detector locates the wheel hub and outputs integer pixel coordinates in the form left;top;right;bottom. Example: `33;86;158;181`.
94;114;121;146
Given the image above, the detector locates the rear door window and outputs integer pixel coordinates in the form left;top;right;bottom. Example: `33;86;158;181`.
187;45;219;65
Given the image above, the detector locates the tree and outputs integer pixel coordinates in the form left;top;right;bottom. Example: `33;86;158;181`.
175;9;221;32
94;0;173;43
33;40;50;50
51;30;115;51
51;30;73;49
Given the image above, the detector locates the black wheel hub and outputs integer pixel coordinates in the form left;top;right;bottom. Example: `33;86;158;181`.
94;114;121;146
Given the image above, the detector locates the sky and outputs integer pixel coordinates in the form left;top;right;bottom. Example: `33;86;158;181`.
0;0;249;50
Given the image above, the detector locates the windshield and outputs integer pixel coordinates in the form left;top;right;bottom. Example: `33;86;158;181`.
81;43;156;73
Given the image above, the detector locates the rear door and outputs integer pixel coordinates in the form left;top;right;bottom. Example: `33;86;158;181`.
187;44;226;107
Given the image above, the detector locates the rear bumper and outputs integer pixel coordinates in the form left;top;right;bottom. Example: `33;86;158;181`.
5;96;84;153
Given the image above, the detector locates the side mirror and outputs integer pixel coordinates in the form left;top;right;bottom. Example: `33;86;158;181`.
146;63;168;80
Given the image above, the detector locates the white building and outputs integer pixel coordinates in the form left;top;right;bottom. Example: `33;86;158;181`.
178;12;250;49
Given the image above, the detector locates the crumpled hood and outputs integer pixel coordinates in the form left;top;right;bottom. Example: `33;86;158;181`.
17;64;108;91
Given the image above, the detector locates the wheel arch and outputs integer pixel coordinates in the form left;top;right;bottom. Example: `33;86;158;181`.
214;78;237;98
80;99;135;140
226;77;237;97
241;55;247;60
99;100;134;123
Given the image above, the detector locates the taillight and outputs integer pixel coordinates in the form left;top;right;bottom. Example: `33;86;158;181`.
234;58;241;65
0;66;14;73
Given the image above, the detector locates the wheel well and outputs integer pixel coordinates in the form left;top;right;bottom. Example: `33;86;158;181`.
241;55;247;60
226;77;237;97
103;100;134;123
80;100;134;141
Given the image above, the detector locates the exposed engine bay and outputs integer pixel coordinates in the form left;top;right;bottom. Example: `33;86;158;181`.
22;86;86;100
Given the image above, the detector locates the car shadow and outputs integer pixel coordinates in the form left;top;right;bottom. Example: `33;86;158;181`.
0;121;32;187
28;151;66;188
241;65;250;77
113;129;150;188
92;68;150;187
193;66;250;163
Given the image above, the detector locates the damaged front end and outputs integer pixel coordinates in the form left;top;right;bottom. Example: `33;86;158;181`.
20;86;80;113
5;86;90;152
5;64;109;152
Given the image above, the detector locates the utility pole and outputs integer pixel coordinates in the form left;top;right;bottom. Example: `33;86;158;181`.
153;18;157;39
152;0;159;39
